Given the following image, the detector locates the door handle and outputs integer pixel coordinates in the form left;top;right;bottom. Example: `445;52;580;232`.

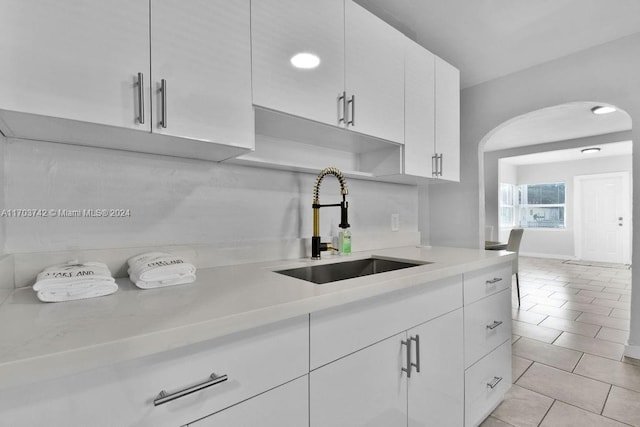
338;91;347;125
410;334;420;373
487;376;503;390
432;155;438;177
347;95;355;126
154;372;228;406
160;79;167;128
401;338;412;377
438;154;443;177
486;320;503;330
136;72;145;125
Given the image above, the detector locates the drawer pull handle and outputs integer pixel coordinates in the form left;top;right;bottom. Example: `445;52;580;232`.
487;376;503;389
401;339;412;378
410;334;421;373
486;320;503;330
486;277;503;285
154;372;228;406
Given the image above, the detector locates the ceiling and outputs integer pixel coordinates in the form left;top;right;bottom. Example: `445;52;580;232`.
483;102;632;151
355;0;640;88
500;140;632;166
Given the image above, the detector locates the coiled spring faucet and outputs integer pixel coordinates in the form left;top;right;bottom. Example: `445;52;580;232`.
312;167;350;259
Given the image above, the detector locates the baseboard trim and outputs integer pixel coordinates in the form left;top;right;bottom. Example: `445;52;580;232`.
625;344;640;359
519;252;576;261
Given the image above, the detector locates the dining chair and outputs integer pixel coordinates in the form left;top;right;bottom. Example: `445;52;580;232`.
507;228;524;306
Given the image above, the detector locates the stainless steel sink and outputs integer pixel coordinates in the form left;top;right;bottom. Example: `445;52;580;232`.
275;257;430;284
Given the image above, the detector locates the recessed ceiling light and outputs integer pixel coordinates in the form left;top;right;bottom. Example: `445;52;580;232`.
290;53;320;69
581;147;601;154
591;106;616;115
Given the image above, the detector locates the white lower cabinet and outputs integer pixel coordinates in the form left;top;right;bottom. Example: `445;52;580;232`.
0;316;308;427
189;376;309;427
310;332;408;427
408;309;464;427
464;341;512;427
463;263;513;426
310;308;464;426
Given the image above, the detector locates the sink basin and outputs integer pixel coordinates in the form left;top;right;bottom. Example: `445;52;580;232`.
275;257;430;284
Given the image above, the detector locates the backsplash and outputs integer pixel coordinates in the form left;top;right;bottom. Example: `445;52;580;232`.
2;138;420;255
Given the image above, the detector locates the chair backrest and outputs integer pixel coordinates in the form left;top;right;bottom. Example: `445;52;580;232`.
506;228;524;274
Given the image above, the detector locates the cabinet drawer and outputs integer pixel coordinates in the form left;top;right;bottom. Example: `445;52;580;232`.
189;376;308;427
464;263;512;305
0;316;308;427
310;275;462;369
464;340;512;427
464;289;512;368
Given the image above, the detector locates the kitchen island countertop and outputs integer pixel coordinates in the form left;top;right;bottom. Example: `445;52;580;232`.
0;245;514;389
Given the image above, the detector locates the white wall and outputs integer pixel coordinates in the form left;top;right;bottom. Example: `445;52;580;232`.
499;162;517;185
3;138;419;254
427;32;640;354
513;155;631;258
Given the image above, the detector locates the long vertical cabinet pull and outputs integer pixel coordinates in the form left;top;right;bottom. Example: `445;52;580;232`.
347;95;355;126
338;91;347;125
432;154;438;177
160;79;168;128
137;73;145;125
410;335;420;373
401;338;412;377
438;154;444;177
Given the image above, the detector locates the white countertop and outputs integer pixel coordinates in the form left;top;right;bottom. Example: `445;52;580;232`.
0;246;514;389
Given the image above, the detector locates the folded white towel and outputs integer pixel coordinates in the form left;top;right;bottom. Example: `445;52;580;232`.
33;261;117;302
129;272;196;289
35;281;118;302
127;252;196;289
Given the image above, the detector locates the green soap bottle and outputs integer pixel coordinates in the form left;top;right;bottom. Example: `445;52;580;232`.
339;228;351;255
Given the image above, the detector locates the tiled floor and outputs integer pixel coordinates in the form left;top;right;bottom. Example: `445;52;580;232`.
484;256;639;427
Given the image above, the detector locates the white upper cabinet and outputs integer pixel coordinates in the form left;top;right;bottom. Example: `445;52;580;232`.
404;39;436;178
0;0;151;129
251;0;404;144
151;0;254;149
435;56;460;182
251;0;345;127
345;1;405;144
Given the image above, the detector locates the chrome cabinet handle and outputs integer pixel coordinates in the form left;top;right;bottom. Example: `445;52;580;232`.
338;91;347;125
485;277;503;285
487;376;503;389
438;154;443;177
410;335;420;373
160;78;167;128
486;320;503;330
154;373;228;406
401;338;412;377
347;94;355;126
432;154;438;177
137;72;145;125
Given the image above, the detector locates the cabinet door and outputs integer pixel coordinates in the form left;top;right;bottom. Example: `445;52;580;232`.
345;1;405;144
310;332;408;427
251;0;345;127
407;309;464;427
0;0;151;129
151;0;253;148
189;376;308;427
404;39;436;177
434;56;460;181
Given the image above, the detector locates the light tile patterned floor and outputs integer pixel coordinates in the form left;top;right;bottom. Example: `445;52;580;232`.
483;256;639;427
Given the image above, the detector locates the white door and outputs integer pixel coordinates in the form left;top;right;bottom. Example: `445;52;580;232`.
310;332;408;427
251;0;345;127
345;0;405;144
408;309;464;427
0;0;151;129
576;172;631;264
151;0;254;148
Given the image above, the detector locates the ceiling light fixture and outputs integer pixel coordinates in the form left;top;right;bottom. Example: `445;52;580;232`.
290;53;320;69
591;106;616;115
581;147;601;154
